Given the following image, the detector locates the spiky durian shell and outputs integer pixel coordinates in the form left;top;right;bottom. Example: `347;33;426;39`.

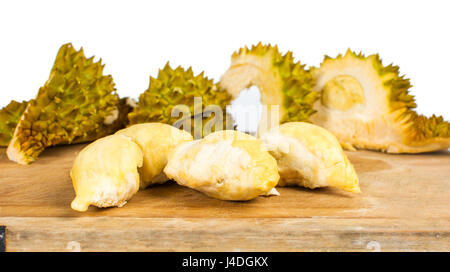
0;100;27;146
219;43;318;134
7;43;127;165
311;50;450;153
128;63;234;138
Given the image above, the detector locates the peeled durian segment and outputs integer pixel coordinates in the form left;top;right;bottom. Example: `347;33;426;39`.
219;43;318;135
70;134;144;212
311;50;450;153
0;100;27;146
260;122;360;193
7;43;127;165
115;123;193;188
164;130;280;201
128;63;234;138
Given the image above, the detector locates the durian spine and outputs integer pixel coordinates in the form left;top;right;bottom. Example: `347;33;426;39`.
361;50;449;142
0;100;28;146
128;63;233;136
7;43;124;164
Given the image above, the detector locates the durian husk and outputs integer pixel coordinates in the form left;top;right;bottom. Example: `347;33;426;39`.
128;63;234;138
7;43;129;165
311;50;450;153
219;43;318;135
0;100;27;146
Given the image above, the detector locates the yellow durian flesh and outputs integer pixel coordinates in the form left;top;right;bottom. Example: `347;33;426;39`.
115;123;193;188
321;75;365;111
311;50;450;153
70;134;144;212
164;130;280;201
260;122;360;193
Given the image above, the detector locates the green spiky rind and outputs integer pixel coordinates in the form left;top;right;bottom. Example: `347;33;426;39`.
11;43;123;162
321;49;450;142
232;43;318;123
0;100;27;146
86;97;133;140
128;63;234;135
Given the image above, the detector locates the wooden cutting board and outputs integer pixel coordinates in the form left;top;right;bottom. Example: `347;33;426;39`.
0;144;449;252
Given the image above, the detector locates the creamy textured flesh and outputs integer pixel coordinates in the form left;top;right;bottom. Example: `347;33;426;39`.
321;75;365;111
115;123;193;188
262;132;328;188
126;97;138;108
78;172;138;209
103;108;119;125
70;134;143;212
167;140;253;197
164;131;279;201
260;122;360;193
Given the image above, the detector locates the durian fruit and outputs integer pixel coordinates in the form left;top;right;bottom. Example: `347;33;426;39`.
128;63;234;139
0;100;27;146
260;122;360;193
7;43;129;165
219;43;318;135
311;50;450;153
164;130;280;201
115;123;193;188
71;134;144;212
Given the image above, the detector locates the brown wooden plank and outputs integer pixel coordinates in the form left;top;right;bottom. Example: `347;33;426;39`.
0;145;449;219
0;144;449;251
1;217;448;252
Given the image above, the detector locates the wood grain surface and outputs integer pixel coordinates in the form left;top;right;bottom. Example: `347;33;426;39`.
0;144;449;251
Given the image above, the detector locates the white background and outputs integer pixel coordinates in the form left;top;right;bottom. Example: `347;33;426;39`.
1;0;449;131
